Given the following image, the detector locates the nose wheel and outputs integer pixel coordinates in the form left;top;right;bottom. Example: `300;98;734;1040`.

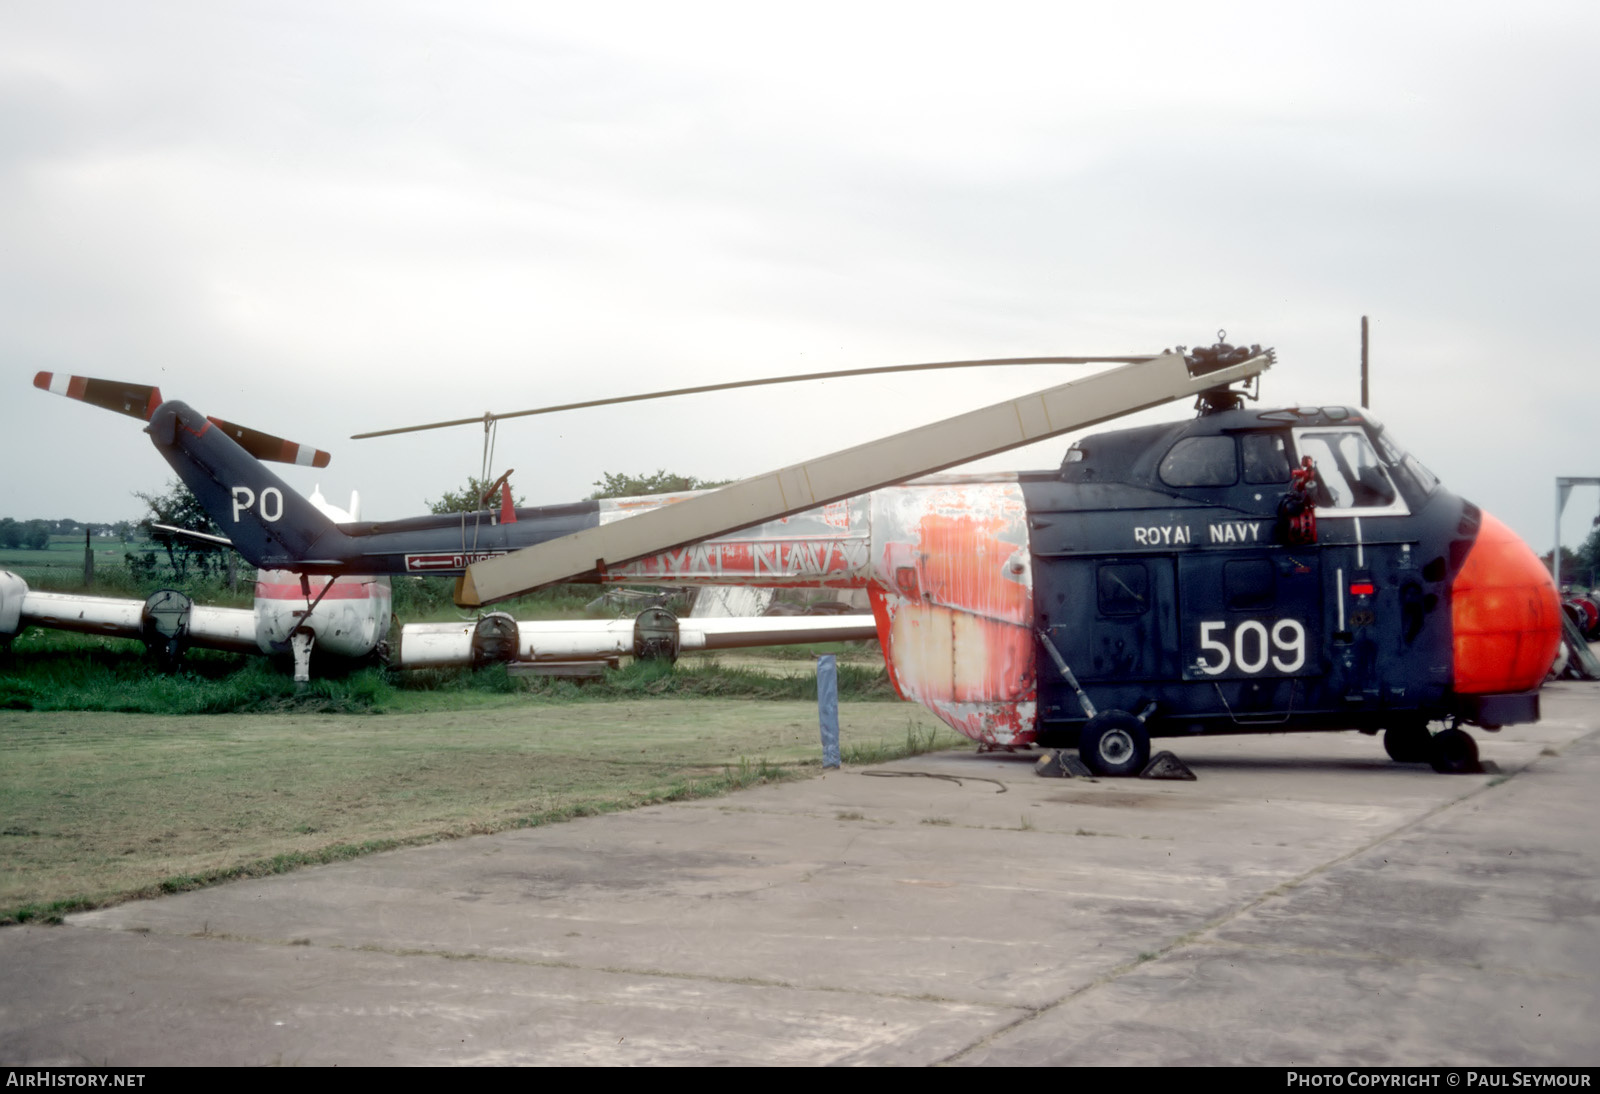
1384;722;1482;773
1428;727;1481;774
1383;722;1432;764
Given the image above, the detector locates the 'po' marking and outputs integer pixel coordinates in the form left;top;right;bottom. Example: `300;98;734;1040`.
231;486;284;523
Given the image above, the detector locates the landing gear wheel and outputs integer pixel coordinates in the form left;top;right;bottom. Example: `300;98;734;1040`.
1428;727;1480;774
1383;723;1432;764
1078;711;1151;778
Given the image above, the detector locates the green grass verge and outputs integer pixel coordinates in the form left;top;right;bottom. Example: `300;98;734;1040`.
0;635;896;713
0;704;962;923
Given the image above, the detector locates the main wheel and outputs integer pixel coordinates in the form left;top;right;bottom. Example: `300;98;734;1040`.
1428;727;1480;774
1078;711;1151;778
1383;723;1432;764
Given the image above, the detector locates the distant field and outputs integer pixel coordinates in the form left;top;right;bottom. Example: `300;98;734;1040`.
0;541;127;564
0;698;960;924
0;538;159;585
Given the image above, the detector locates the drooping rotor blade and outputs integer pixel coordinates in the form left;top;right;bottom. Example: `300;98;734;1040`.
33;372;162;420
456;348;1275;605
350;354;1159;440
207;417;332;468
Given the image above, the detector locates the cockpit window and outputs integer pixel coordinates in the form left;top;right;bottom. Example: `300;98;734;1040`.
1373;429;1405;466
1159;436;1237;488
1241;433;1292;484
1373;426;1439;499
1292;428;1409;515
1402;454;1439;497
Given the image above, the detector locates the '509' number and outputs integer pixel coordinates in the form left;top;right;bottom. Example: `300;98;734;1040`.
1197;619;1307;675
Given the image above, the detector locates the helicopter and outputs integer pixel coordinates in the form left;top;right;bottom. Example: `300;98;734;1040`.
28;336;1562;775
3;386;872;680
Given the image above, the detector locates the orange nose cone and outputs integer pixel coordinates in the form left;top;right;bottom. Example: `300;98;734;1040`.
1452;511;1561;694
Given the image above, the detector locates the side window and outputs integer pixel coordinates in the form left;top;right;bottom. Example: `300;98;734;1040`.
1241;433;1292;484
1097;563;1149;617
1159;436;1238;488
1292;429;1408;515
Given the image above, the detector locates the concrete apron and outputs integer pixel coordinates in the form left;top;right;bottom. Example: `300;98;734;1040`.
3;682;1597;1066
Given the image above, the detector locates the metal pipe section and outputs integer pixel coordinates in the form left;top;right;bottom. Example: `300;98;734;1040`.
395;613;877;669
0;574;260;655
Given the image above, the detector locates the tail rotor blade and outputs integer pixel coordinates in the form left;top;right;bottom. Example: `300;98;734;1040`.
207;417;332;468
32;372;332;468
33;372;162;420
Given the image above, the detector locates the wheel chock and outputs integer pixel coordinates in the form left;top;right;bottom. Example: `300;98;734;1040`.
1139;751;1196;780
1034;750;1093;778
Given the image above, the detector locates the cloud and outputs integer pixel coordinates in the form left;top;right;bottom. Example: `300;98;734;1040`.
2;0;1597;553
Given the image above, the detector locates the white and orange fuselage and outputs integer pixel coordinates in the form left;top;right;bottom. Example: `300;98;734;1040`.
600;480;1038;744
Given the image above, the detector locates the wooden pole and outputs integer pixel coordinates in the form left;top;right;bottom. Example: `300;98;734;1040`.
1361;316;1370;408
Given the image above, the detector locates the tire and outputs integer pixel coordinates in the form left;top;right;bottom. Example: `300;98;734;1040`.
1078;711;1151;778
1383;723;1432;764
1428;727;1480;774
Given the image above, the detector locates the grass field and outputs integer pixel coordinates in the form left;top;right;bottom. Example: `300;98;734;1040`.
0;698;961;925
0;567;927;922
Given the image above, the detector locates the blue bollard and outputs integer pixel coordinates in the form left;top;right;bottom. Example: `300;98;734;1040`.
817;654;840;769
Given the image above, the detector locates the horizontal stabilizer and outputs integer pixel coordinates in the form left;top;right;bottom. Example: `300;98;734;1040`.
206;417;332;468
151;523;234;549
33;372;162;420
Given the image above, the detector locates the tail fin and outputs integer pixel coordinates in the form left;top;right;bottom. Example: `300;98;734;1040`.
35;372;349;570
144;401;349;570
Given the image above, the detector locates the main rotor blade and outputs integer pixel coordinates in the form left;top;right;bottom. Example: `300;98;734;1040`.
34;372;162;421
350;354;1158;440
456;349;1275;606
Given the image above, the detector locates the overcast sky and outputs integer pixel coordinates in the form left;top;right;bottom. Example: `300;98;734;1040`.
3;1;1597;558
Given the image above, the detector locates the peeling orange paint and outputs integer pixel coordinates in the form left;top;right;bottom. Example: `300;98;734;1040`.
867;485;1038;745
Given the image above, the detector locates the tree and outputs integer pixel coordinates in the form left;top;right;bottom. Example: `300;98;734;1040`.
134;480;227;580
426;475;526;515
1572;526;1600;589
1547;528;1600;590
1544;546;1582;579
587;470;732;500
